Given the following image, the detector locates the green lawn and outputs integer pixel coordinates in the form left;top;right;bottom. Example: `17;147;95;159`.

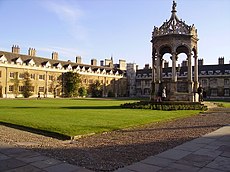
0;98;201;138
222;102;230;108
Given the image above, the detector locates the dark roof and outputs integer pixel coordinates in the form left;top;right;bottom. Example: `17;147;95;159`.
0;51;125;75
136;64;230;77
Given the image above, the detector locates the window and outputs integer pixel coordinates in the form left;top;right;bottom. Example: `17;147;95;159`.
224;89;229;96
30;86;34;92
144;88;150;95
10;72;15;78
145;80;151;86
202;79;207;87
48;87;53;93
136;81;141;87
89;79;93;84
0;71;1;77
19;86;24;92
49;75;54;81
39;87;44;92
224;79;229;86
211;89;218;96
19;73;24;79
39;74;45;80
30;74;35;79
9;85;14;92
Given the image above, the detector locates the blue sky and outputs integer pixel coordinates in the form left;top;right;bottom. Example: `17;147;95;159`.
0;0;229;68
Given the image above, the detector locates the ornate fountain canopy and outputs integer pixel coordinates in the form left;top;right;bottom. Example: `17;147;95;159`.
153;1;198;38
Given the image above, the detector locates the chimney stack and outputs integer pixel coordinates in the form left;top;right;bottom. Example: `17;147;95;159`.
91;59;97;66
119;59;126;70
181;60;188;67
52;52;58;60
12;45;20;54
198;59;203;66
144;64;150;69
164;61;169;68
76;56;82;64
28;48;36;56
100;60;104;66
218;57;224;65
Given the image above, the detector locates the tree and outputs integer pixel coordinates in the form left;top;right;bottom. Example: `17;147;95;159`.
78;86;87;97
22;72;33;98
89;80;103;97
63;72;81;97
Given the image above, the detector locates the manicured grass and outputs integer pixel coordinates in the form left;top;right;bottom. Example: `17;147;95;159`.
222;102;230;108
217;102;230;108
0;98;201;138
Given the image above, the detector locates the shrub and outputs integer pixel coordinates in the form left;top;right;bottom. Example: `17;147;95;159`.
120;101;207;111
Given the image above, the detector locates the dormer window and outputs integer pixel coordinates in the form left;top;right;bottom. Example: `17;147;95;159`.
27;59;35;66
101;69;106;74
53;63;62;69
43;61;51;68
201;71;206;75
66;64;72;70
0;55;7;63
208;71;213;75
225;70;230;74
87;67;92;73
15;57;23;65
75;65;80;71
96;68;100;73
215;70;221;74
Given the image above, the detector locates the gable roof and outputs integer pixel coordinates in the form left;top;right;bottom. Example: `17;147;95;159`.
0;50;125;75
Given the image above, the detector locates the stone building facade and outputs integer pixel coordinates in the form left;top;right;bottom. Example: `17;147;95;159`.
131;57;230;99
0;46;127;98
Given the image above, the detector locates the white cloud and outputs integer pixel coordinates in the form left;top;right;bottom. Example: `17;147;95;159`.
41;0;88;42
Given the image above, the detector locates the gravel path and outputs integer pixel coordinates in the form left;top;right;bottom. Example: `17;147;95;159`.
0;107;230;171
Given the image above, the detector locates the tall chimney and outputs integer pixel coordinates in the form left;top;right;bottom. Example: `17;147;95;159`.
100;60;104;66
28;48;36;56
76;56;82;64
164;61;169;68
198;59;203;66
218;57;224;65
119;59;126;70
181;60;188;67
52;52;58;60
91;59;97;66
144;64;149;69
12;45;20;54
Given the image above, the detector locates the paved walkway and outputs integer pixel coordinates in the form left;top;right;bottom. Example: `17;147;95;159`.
115;125;230;172
0;125;229;172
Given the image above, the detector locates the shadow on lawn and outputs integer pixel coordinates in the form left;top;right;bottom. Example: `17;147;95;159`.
61;106;121;109
13;107;39;109
0;122;70;140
